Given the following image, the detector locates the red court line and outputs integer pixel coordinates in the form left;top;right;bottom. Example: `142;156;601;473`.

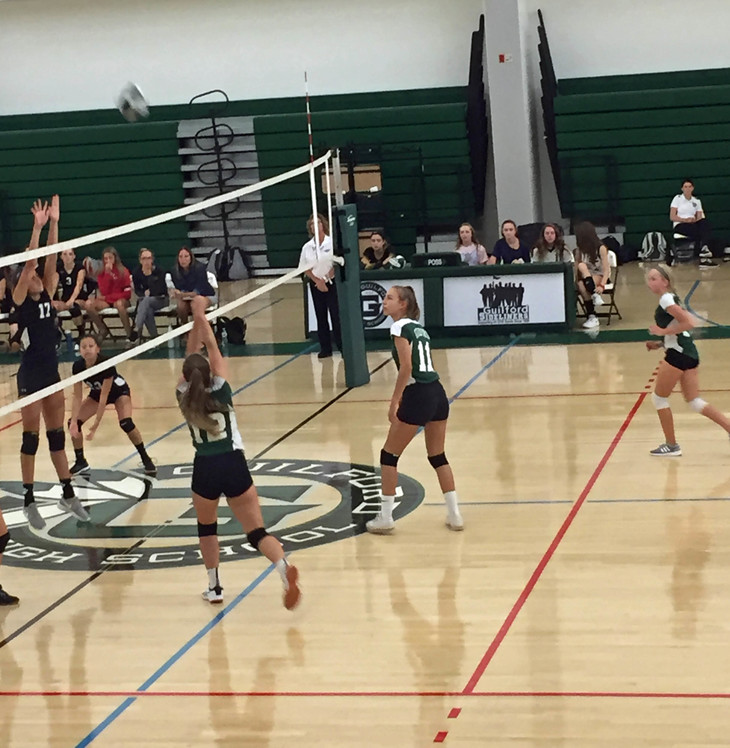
0;418;21;432
1;689;728;699
462;390;648;695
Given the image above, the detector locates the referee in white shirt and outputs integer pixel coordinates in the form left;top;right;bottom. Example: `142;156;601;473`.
670;178;712;257
300;213;342;359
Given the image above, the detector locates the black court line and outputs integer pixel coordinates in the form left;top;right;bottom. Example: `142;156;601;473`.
0;354;391;649
252;357;392;460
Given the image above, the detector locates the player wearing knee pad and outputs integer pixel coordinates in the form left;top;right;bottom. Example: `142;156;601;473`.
14;195;89;530
646;266;730;456
177;314;300;610
69;334;156;477
367;285;463;536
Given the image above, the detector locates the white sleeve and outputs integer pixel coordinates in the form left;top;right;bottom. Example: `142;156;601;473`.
695;198;703;213
390;319;406;337
659;292;677;310
670;195;681;209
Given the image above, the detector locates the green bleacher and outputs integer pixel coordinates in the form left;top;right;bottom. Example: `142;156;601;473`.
554;68;730;246
0;87;474;269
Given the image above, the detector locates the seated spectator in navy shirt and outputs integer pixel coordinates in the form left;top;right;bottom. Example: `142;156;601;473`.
489;220;531;265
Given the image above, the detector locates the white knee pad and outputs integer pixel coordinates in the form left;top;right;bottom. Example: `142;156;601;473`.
688;397;707;414
652;393;670;410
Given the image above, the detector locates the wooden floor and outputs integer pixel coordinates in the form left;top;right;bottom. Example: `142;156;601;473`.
1;261;730;746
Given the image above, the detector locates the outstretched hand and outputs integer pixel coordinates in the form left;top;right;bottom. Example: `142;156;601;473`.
645;340;663;351
48;194;60;222
31;199;49;228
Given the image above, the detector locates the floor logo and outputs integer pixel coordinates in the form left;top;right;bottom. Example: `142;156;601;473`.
477;279;529;324
360;281;387;328
0;459;424;571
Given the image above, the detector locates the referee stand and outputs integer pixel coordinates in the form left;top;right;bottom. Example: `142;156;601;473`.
333;204;370;388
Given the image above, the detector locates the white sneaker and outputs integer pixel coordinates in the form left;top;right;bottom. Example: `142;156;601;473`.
582;315;599;329
202;586;224;604
23;503;46;530
58;496;91;522
591;293;604;307
366;514;395;535
699;245;712;258
446;510;464;531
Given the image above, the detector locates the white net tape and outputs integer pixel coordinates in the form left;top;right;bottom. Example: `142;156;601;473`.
0;151;338;418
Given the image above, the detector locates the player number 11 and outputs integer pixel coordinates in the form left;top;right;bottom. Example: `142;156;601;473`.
417;340;434;372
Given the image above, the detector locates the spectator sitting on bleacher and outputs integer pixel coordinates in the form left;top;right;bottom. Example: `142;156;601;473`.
361;231;393;270
0;266;20;352
531;223;573;263
53;248;94;343
670;178;713;259
455;223;489;265
132;247;168;342
489;220;531;265
574;221;610;330
87;246;133;343
168;246;217;329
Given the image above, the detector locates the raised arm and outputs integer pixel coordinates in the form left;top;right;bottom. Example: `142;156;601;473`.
43;195;60;296
194;316;228;380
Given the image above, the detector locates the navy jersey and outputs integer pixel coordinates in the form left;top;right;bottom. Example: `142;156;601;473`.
17;290;58;364
57;261;91;302
72;355;129;399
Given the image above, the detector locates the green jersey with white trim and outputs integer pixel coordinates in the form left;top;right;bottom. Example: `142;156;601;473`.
655;292;698;360
176;376;245;455
390;318;439;384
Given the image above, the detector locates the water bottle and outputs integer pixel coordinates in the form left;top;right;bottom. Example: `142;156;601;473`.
167;323;174;349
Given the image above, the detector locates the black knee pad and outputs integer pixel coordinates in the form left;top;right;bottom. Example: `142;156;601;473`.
46;428;65;452
582;276;596;293
428;452;449;469
21;431;39;456
197;521;217;537
380;449;400;467
69;305;82;319
0;531;9;553
119;418;135;434
247;527;269;550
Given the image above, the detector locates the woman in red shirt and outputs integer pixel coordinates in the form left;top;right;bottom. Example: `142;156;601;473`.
86;247;133;341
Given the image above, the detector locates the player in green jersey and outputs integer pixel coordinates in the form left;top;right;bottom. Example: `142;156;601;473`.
177;314;300;608
646;266;730;456
367;285;463;534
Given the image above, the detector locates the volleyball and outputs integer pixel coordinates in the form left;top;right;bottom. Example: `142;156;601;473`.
116;82;149;122
388;255;407;269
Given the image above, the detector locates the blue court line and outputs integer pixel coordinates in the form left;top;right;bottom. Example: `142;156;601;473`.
75;565;275;747
448;336;522;403
112;342;316;468
684;280;723;327
82;338;521;743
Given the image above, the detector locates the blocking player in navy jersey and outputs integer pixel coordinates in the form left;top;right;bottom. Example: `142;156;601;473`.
68;333;156;476
12;196;89;530
367;285;463;534
645;266;730;456
177;313;301;608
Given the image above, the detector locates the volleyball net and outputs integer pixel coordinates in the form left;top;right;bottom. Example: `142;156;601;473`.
0;149;339;418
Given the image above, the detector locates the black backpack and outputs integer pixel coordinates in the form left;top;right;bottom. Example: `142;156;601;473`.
218;316;246;345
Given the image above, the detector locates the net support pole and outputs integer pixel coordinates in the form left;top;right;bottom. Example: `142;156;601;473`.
334;203;369;388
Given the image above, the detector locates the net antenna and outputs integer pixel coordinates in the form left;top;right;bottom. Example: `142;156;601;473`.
304;71;324;251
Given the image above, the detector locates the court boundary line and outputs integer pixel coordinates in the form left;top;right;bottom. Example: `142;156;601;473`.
461;390;648;693
2;689;728;700
72;340;522;745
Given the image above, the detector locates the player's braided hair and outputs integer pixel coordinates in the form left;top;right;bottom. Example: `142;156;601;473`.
179;353;227;434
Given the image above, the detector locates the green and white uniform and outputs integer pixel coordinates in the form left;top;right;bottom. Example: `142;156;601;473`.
390;317;449;426
176;376;244;455
655;293;698;360
390;318;439;383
